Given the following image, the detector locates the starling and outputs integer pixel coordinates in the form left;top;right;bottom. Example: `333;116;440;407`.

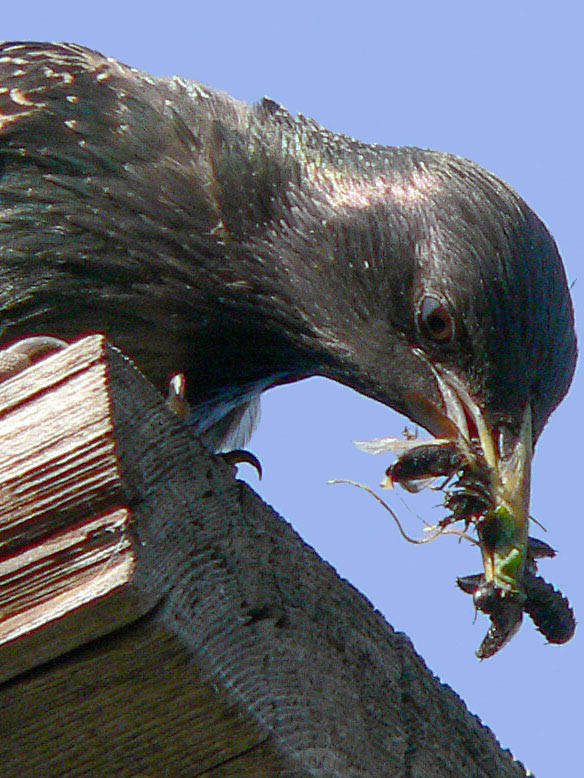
0;43;577;650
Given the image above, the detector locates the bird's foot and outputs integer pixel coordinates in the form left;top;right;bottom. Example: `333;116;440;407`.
0;336;68;381
165;374;262;479
220;449;263;480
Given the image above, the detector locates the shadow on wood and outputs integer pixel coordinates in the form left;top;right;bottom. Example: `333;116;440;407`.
0;336;528;777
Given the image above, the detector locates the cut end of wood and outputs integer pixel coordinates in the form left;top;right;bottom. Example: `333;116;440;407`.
0;335;154;681
0;507;137;683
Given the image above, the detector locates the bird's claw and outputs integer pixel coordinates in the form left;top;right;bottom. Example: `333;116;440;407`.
220;449;263;480
165;375;262;479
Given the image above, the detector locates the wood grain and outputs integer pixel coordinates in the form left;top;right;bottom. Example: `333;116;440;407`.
0;336;530;777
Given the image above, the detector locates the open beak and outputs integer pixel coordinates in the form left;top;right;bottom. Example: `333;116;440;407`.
479;405;532;593
405;360;533;596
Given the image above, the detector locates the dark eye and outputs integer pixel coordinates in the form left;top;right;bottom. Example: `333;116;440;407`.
417;295;455;344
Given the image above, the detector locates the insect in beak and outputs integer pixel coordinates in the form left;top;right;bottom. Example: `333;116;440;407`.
353;397;574;657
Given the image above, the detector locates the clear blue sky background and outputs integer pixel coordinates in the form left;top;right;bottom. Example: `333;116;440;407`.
4;3;581;776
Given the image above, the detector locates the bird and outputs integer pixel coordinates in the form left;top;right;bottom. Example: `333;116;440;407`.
0;41;577;653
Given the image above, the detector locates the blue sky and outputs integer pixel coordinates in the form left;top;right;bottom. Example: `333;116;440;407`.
4;3;581;775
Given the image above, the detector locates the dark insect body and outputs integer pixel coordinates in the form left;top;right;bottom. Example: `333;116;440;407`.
523;572;576;645
457;546;575;655
443;490;489;525
454;487;575;655
441;463;492;528
388;440;575;657
385;442;463;487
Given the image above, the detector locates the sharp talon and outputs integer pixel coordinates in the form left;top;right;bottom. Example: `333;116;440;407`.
0;336;68;381
221;449;263;479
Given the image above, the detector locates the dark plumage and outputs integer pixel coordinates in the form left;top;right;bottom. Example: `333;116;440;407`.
0;41;575;445
0;42;577;652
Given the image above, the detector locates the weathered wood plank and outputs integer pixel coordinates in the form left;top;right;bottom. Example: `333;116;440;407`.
0;338;122;553
0;507;137;682
0;336;530;777
0;618;294;778
0;336;154;683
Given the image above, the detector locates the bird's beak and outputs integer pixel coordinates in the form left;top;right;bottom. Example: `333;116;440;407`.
405;360;533;596
477;405;532;594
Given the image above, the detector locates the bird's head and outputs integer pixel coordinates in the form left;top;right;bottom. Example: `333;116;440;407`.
228;106;577;609
0;44;576;649
312;148;577;609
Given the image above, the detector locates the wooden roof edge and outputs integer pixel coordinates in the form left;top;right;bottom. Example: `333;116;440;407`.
0;335;530;778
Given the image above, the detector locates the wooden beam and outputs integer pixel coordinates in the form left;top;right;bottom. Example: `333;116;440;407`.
0;336;530;777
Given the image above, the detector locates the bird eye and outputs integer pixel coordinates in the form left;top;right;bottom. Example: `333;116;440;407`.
417;295;455;344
